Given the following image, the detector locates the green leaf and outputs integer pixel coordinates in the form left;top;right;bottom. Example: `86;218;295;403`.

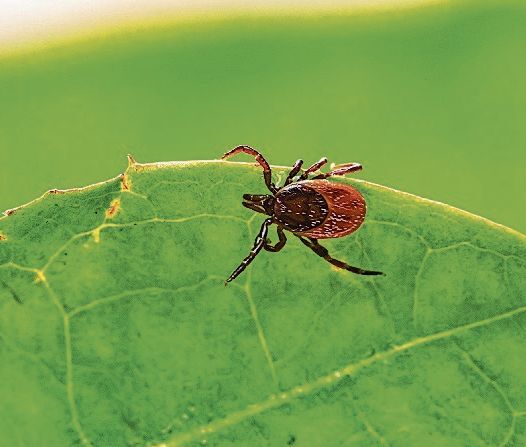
0;158;525;447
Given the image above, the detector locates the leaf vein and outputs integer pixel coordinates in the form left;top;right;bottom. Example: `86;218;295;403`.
454;344;516;447
158;303;526;447
241;219;278;388
68;276;223;318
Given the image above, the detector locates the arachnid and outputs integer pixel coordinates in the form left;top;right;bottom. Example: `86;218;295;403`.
221;145;383;283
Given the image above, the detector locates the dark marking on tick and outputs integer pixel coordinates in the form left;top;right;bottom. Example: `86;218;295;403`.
221;146;384;283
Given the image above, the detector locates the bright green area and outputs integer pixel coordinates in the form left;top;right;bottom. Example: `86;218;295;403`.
0;1;525;232
0;160;525;446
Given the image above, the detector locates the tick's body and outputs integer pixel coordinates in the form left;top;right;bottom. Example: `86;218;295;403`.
222;145;383;283
274;180;365;238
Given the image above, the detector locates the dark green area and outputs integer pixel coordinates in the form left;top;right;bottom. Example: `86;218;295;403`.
0;161;525;446
0;1;525;232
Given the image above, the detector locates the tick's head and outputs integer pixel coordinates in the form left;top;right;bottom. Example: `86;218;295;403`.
242;193;275;216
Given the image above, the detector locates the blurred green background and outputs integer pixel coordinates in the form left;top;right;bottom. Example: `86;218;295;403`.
0;0;524;232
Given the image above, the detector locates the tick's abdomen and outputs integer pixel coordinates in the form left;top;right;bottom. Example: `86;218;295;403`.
274;183;329;232
276;180;366;239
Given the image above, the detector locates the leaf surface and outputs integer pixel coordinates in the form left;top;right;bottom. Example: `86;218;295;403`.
0;159;525;447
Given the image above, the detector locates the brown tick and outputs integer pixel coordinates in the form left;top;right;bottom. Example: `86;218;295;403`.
222;145;383;283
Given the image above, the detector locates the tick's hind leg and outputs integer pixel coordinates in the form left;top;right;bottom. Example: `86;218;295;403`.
264;226;287;252
312;162;362;179
221;145;277;193
296;236;383;276
225;218;273;284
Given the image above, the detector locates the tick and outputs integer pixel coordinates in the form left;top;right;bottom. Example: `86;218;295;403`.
221;145;384;283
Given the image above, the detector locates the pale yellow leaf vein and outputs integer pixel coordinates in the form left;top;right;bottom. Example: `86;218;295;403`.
355;236;395;331
242;278;278;388
366;220;523;262
157;303;526;447
412;239;515;330
412;248;431;329
357;411;389;447
68;276;223;318
241;216;278;388
38;213;247;274
64;314;93;447
366;219;431;248
40;277;92;447
455;345;516;447
350;392;390;447
277;293;339;365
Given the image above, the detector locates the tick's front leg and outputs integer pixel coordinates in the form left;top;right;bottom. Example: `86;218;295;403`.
221;145;277;193
225;218;274;284
264;226;287;252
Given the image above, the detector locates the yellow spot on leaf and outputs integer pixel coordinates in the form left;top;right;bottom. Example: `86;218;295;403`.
120;173;131;191
34;270;47;283
0;233;6;241
127;153;137;167
92;227;101;243
105;199;121;219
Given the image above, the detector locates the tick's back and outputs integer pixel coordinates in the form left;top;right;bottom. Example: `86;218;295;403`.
280;180;366;239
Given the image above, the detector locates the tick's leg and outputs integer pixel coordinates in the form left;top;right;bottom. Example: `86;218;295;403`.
225;218;273;284
264;226;287;252
284;159;304;186
221;145;277;193
299;157;328;180
312;162;362;179
296;236;383;275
